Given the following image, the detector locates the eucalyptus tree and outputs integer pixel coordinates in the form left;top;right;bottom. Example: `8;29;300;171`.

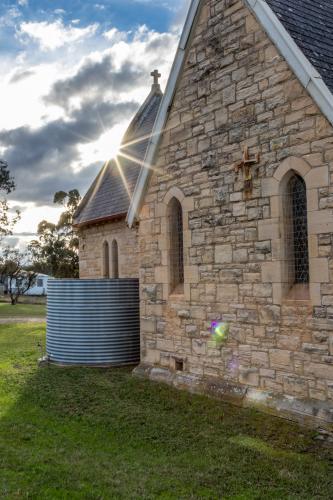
29;190;81;278
0;159;20;242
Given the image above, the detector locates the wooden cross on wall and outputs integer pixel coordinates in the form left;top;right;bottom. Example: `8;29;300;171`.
234;146;260;194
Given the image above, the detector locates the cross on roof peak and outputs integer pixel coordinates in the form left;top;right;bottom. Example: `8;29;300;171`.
151;69;161;85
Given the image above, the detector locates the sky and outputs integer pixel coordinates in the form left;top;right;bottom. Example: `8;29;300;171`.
0;0;189;249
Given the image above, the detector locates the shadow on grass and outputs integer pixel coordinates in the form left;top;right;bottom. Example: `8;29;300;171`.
0;323;332;499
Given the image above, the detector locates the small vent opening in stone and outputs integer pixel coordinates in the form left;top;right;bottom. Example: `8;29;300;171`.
175;359;184;372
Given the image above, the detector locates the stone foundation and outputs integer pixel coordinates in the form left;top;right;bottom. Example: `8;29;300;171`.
134;364;333;432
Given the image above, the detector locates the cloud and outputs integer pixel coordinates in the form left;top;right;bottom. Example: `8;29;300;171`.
45;56;146;109
18;19;99;51
0;99;138;204
17;0;28;6
0;7;21;28
104;27;127;43
10;69;35;84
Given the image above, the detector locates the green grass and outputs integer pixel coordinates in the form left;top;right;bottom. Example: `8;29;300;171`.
0;302;46;318
0;323;332;499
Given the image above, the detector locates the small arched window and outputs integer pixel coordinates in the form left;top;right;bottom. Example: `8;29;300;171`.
285;174;309;286
169;198;184;292
103;241;110;279
112;240;119;279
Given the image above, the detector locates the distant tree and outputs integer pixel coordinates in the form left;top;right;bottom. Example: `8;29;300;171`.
0;160;20;242
29;190;81;278
0;159;15;193
0;248;37;305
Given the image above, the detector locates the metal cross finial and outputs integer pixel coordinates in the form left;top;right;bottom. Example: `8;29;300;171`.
151;69;161;85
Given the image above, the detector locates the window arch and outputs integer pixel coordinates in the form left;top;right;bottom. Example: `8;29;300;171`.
169;197;184;292
284;173;309;286
103;241;110;278
111;240;119;279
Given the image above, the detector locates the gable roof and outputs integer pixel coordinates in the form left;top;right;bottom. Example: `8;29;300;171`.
73;80;163;227
127;0;333;227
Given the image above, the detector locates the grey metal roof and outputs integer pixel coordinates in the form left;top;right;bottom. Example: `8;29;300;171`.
266;0;333;94
74;83;162;226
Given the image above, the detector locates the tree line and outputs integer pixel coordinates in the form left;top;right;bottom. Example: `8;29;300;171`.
0;159;80;304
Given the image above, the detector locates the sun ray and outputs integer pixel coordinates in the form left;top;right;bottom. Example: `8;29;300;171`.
95;108;107;135
87;159;111;205
119;123;174;151
114;156;132;200
55;121;96;144
117;150;163;175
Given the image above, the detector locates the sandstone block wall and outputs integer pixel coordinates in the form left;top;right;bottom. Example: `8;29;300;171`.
78;219;139;279
138;0;333;424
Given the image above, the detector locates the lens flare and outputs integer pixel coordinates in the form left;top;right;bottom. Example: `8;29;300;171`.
211;321;229;346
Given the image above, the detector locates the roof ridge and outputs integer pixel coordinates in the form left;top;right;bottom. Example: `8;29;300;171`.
122;88;162;146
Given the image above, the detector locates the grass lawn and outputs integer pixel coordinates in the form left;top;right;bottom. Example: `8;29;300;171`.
0;324;332;499
0;302;46;318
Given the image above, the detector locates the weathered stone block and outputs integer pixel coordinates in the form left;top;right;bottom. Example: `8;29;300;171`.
253;283;272;298
192;339;206;355
269;349;293;370
260;305;281;325
233;248;248;263
239;367;259;387
215;244;233;264
217;284;239;302
251;351;269;368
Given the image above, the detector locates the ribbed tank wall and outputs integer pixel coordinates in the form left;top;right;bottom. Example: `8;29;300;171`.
47;279;140;366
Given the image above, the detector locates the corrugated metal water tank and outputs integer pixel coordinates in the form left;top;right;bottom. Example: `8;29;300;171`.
47;279;140;366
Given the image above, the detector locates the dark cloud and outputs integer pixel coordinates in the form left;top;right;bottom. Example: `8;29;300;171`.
10;69;35;84
45;56;147;108
144;33;175;53
0;98;138;205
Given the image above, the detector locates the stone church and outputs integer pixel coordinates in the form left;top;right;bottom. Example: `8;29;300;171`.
75;0;333;429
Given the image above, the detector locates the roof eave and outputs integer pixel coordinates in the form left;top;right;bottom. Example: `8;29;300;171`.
73;211;127;229
73;160;110;222
245;0;333;124
126;0;202;228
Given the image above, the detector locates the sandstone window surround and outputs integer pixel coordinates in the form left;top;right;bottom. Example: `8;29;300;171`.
261;156;330;306
155;186;196;300
169;197;184;292
102;241;110;279
111;239;119;279
284;174;309;288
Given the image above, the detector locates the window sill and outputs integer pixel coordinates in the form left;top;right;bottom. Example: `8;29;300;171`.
283;284;310;304
169;283;184;299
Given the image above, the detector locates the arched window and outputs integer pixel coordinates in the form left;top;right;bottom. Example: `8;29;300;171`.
169;198;184;292
112;240;119;279
103;241;110;278
284;174;309;286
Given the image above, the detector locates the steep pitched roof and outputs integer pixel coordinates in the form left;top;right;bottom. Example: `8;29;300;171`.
127;0;333;227
74;78;163;227
266;0;333;94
